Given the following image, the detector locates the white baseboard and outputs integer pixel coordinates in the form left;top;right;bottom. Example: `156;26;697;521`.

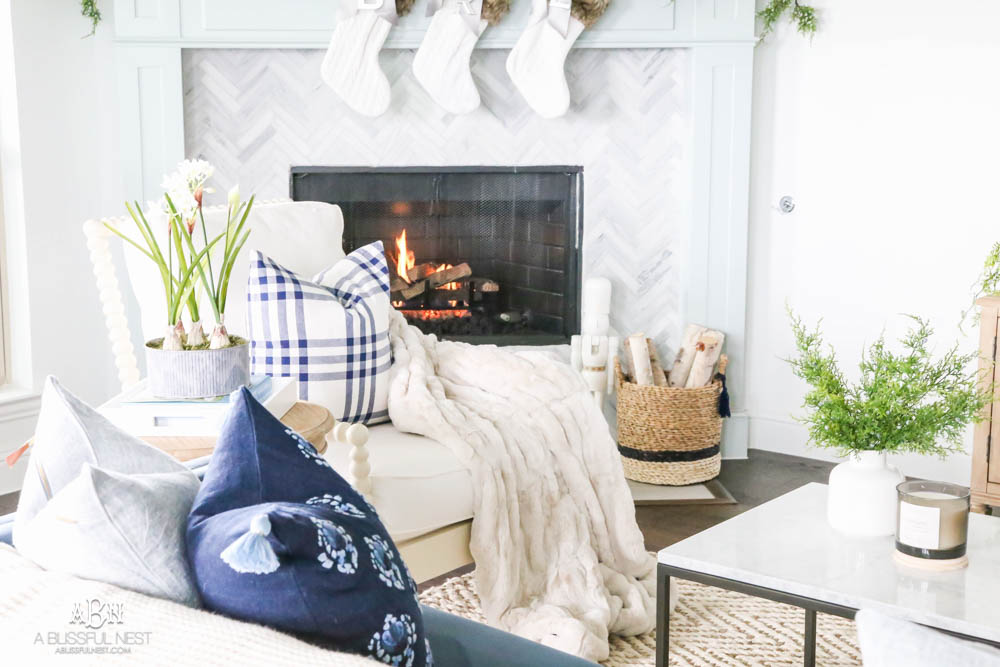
722;413;748;460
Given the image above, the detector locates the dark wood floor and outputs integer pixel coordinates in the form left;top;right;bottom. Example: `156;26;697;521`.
0;450;834;585
419;449;833;589
638;449;833;552
0;491;16;516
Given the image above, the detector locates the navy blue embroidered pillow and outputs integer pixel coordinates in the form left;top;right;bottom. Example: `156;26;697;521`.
186;388;431;666
246;241;392;425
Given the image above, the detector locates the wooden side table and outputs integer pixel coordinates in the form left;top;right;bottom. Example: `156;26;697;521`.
142;401;335;462
972;296;1000;514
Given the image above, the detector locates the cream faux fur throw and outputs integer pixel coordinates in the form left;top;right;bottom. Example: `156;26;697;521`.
387;311;660;662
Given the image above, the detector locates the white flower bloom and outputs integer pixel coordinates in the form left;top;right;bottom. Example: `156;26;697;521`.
228;185;240;209
164;159;215;193
159;159;215;224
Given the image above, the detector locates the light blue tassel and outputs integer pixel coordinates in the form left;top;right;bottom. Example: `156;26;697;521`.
220;513;280;574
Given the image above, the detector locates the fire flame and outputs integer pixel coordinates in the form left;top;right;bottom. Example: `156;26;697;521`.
393;230;461;290
395;229;415;280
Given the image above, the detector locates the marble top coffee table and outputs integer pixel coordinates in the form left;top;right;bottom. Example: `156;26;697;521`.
656;482;1000;667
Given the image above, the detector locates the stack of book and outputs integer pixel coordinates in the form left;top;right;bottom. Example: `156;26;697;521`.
100;376;298;438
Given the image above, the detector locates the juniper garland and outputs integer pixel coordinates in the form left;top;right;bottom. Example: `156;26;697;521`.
81;0;101;36
758;0;818;40
963;241;1000;327
786;308;993;458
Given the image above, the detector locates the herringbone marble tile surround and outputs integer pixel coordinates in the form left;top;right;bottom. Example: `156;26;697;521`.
183;48;690;348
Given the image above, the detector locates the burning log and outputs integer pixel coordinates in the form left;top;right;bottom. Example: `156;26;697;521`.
473;278;500;293
428;285;470;308
406;263;437;283
391;263;473;302
395;280;427;301
426;263;472;289
390;276;410;294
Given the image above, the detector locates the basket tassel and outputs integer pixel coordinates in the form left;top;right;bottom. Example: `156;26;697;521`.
716;372;731;418
221;513;280;575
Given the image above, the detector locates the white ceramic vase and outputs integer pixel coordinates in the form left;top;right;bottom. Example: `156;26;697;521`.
827;450;904;537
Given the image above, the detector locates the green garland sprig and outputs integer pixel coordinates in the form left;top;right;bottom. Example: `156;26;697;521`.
81;0;101;37
758;0;818;41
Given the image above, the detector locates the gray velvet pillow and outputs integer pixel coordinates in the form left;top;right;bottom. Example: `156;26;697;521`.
13;376;201;605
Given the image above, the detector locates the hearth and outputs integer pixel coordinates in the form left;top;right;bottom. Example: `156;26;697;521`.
291;167;582;344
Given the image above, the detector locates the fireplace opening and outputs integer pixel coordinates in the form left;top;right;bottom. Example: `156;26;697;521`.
290;167;582;344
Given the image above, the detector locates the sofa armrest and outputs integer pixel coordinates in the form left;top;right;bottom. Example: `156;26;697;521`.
420;606;597;666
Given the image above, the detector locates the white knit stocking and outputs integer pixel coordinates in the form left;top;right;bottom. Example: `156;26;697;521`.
506;0;585;119
321;2;399;117
413;1;488;115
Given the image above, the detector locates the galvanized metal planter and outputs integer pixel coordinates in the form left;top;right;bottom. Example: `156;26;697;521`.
146;339;250;399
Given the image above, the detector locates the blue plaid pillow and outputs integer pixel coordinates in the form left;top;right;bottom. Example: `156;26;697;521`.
186;389;431;666
247;241;391;424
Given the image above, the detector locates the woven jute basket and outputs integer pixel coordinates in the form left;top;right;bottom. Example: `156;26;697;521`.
615;354;728;486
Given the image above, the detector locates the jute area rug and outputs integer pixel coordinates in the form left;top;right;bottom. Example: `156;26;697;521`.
419;572;861;666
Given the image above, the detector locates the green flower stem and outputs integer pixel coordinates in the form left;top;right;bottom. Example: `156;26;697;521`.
198;207;218;306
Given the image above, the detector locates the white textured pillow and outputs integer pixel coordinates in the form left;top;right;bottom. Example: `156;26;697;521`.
15;465;200;606
13;377;201;605
246;242;391;423
856;608;1000;667
121;200;346;342
15;377;191;529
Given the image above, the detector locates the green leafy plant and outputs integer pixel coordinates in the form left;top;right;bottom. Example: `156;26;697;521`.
786;309;992;458
758;0;818;41
81;0;101;36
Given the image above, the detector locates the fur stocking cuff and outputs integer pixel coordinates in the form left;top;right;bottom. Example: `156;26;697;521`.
572;0;611;28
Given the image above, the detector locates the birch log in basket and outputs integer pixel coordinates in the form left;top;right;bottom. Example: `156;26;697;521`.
614;354;728;485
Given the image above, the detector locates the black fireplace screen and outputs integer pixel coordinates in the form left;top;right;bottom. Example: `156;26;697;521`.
290;167;582;344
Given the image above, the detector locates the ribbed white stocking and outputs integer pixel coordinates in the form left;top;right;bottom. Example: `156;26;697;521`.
413;1;488;115
321;8;395;117
506;0;585;119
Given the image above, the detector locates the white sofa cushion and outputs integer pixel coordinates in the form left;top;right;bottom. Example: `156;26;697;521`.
324;424;474;542
856;608;1000;667
122;200;345;342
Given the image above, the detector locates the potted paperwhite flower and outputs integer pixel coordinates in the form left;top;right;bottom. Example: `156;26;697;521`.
106;160;255;398
786;310;992;537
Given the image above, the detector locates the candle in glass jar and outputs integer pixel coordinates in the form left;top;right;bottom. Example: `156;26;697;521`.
896;481;970;560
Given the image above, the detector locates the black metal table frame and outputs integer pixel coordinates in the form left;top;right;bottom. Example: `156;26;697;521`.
656;562;1000;667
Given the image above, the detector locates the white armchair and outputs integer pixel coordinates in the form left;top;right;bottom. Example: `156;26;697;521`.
83;200;473;582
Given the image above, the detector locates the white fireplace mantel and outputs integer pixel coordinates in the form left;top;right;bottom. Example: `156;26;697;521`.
115;0;755;49
113;0;755;458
